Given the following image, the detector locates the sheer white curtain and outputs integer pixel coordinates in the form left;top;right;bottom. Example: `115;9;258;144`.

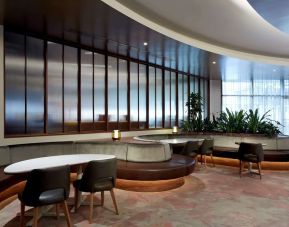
222;79;288;135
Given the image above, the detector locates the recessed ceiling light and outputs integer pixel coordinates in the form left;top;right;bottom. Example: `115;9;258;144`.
212;61;216;64
143;42;148;46
273;69;276;72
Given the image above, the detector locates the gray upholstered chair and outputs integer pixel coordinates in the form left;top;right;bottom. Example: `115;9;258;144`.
238;142;264;179
18;165;72;227
180;141;199;162
73;158;118;223
198;139;215;167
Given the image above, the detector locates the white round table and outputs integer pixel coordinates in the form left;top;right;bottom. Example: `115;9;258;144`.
160;138;204;145
4;154;116;174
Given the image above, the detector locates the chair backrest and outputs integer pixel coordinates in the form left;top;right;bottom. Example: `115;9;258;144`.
198;139;214;154
238;142;264;162
21;165;70;206
79;158;117;191
180;141;199;156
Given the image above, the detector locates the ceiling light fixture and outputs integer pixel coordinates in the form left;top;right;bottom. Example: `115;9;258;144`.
143;42;148;46
212;61;216;64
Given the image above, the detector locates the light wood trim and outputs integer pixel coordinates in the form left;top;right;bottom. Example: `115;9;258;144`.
33;207;39;227
89;193;94;224
101;191;104;206
62;200;72;227
20;201;25;227
110;189;119;215
116;177;185;192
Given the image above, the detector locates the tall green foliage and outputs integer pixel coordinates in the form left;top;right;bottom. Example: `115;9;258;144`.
184;92;203;132
181;92;282;137
246;109;268;133
216;108;247;133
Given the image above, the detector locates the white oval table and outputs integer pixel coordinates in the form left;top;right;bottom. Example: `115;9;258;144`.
4;154;116;174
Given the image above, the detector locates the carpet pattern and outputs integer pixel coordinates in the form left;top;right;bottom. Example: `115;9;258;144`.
1;166;289;226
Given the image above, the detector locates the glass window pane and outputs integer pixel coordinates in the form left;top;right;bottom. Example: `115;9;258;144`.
190;76;195;94
164;70;170;128
171;72;176;126
5;32;25;135
184;75;189;121
47;42;63;133
130;62;138;122
81;50;93;130
156;68;163;128
26;37;44;133
64;46;78;132
108;57;118;122
178;74;184;125
139;64;147;129
119;59;128;122
94;53;105;122
149;66;155;128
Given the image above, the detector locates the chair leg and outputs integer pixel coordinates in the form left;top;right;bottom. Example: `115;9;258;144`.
32;207;39;227
204;155;207;168
62;200;72;227
74;187;79;213
211;154;215;167
55;204;59;219
101;191;104;206
194;155;198;166
239;160;243;178
89;193;94;224
110;189;119;215
257;162;262;179
20;202;25;227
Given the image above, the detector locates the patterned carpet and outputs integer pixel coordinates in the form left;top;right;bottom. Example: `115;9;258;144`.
1;165;289;227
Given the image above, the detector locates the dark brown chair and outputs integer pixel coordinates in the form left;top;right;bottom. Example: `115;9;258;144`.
238;142;264;179
18;165;72;227
73;158;118;224
198;139;215;167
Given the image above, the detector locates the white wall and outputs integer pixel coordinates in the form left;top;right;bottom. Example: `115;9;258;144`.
0;25;4;145
209;79;222;119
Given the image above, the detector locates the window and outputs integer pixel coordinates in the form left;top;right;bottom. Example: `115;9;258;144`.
81;50;93;131
4;31;209;137
94;53;106;130
107;57;118;122
26;37;45;133
149;66;156;128
64;46;78;132
130;62;138;124
5;32;25;135
156;68;163;128
47;42;63;133
222;79;288;135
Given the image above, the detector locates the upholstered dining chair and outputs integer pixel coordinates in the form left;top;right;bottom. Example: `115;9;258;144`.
180;141;199;162
73;158;118;224
198;139;215;167
238;142;264;179
18;165;72;227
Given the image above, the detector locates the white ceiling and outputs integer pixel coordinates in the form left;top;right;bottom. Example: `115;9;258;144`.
103;0;289;65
